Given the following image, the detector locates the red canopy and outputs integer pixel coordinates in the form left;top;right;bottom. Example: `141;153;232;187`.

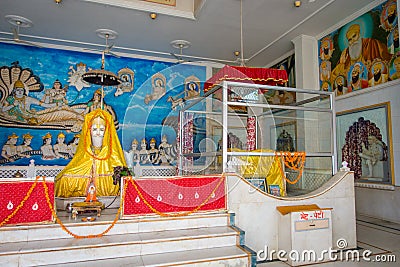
204;65;288;92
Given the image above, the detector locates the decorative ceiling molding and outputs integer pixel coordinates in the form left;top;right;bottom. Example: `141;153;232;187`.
79;0;206;20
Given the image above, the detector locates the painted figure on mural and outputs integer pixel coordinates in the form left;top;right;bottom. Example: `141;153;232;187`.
390;55;400;80
185;82;200;100
67;134;80;158
55;109;126;198
158;135;172;165
148;138;159;164
85;89;107;113
124;139;140;168
347;63;368;91
139;138;150;164
84;89;118;127
319;37;335;60
341;117;389;180
145;74;167;104
16;133;34;157
368;60;388;87
331;23;392;86
67;62;90;91
0;77;84;132
321;81;331;92
42;80;68;107
388;27;399;54
1;133;19;162
359;135;384;177
381;0;398;32
41;132;56;160
1;80;55;123
320;60;331;82
53;132;69;159
333;75;347;96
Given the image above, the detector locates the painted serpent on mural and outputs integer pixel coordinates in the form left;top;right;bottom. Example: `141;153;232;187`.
0;62;118;133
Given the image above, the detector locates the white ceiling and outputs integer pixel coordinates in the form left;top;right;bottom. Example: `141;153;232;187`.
0;0;379;67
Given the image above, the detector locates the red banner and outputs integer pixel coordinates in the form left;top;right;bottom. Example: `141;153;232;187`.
0;179;54;225
204;65;288;92
122;176;226;216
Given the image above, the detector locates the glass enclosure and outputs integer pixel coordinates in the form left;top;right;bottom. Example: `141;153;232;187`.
179;81;336;196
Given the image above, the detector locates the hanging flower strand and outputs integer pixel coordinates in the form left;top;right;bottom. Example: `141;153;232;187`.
275;152;306;185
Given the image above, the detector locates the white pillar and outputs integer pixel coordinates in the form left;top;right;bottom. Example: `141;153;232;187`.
291;34;319;90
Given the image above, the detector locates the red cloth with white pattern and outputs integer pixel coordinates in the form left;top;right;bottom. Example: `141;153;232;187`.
122;176;226;216
0;180;54;225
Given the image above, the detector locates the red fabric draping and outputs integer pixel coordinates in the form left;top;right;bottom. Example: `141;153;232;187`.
204;65;288;92
0;180;54;225
246;116;256;151
122;176;226;216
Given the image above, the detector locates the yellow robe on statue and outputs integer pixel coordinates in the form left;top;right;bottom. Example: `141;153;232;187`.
55;109;126;197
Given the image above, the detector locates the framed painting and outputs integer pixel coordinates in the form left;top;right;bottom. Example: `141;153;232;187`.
212;126;247;151
247;178;266;192
271;121;296;152
336;102;393;184
268;184;281;196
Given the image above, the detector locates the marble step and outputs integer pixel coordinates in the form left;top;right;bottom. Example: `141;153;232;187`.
40;246;251;267
0;226;242;266
0;210;229;243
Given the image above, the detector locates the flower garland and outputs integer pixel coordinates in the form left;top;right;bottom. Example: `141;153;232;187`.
127;175;225;217
42;176;129;239
0;176;39;227
275;152;306;185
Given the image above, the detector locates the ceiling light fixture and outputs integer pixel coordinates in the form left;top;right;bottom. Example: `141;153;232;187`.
294;1;301;7
170;39;191;63
234;51;240;57
82;30;121;109
54;0;62;4
150;13;157;20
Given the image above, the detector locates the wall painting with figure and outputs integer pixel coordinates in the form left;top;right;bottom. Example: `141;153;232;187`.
318;0;398;96
336;103;393;184
0;42;206;167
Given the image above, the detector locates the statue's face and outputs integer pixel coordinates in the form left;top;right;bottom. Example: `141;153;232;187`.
91;116;106;146
131;143;137;150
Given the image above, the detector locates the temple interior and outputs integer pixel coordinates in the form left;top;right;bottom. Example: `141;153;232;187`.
0;0;399;266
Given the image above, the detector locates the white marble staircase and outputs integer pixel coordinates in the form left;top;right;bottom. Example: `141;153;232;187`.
0;210;255;266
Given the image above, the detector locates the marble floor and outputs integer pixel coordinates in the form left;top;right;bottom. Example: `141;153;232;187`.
258;214;400;266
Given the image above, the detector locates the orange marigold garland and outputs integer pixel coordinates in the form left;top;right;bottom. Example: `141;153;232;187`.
42;176;129;239
275;152;306;185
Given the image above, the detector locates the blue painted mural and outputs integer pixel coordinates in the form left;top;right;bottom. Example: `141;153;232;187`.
0;42;206;166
